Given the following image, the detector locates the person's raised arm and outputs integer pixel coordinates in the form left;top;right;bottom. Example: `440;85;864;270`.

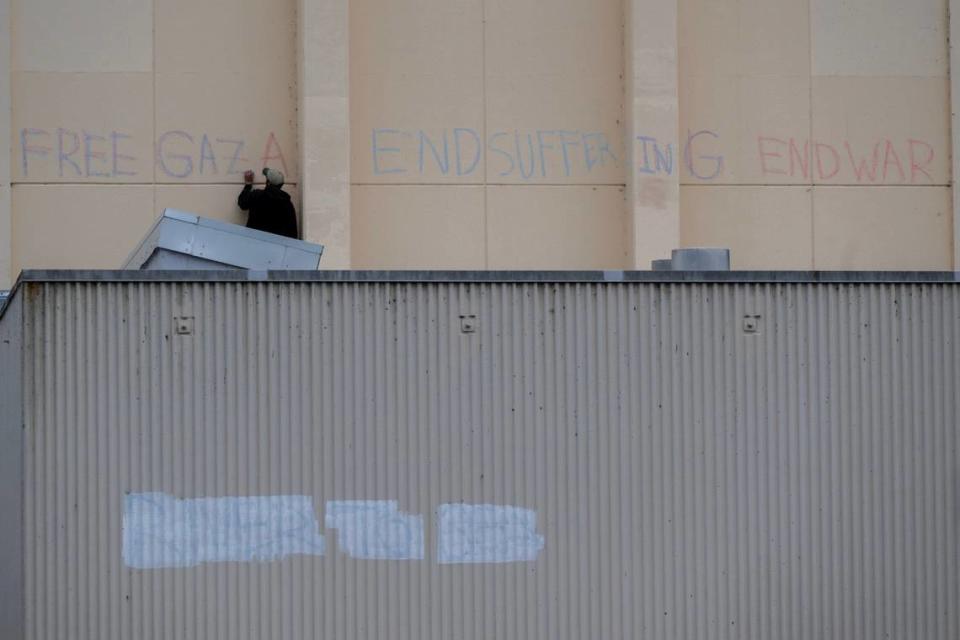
238;170;256;209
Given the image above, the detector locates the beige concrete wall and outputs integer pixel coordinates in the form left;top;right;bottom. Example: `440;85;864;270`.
1;0;10;288
349;0;629;269
951;0;960;267
3;0;298;284
679;0;952;269
1;0;955;279
626;0;680;268
299;0;351;268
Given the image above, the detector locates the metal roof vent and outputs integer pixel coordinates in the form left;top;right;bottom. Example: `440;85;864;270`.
651;248;731;271
123;209;324;271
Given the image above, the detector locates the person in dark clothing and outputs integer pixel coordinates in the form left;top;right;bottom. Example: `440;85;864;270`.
238;167;299;239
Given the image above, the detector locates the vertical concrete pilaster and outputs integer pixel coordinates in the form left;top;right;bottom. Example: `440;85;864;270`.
625;0;680;268
299;0;351;268
0;0;11;287
951;0;960;268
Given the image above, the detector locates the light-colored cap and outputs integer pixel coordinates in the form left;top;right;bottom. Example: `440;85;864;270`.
263;167;285;187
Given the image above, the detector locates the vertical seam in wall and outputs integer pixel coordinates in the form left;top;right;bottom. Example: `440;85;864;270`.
152;0;158;215
808;0;816;269
1;0;11;287
482;0;489;269
627;0;633;267
950;1;960;268
292;0;299;220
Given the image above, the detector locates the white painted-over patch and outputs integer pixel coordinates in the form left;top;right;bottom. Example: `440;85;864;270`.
122;493;326;569
437;504;546;564
325;500;424;560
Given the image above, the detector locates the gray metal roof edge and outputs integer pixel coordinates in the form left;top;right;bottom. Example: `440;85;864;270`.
10;269;960;284
5;269;959;320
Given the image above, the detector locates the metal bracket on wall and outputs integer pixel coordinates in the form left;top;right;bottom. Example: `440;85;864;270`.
742;314;762;334
459;315;477;334
174;317;195;336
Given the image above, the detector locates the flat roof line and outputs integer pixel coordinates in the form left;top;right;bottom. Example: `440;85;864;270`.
4;269;959;322
11;269;960;285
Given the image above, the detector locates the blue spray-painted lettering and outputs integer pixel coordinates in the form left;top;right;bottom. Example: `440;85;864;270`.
16;127;274;179
684;129;724;180
454;128;481;176
636;136;658;175
536;130;557;178
582;132;603;171
217;138;247;175
198;134;218;176
157;130;194;178
83;131;110;178
654;143;674;175
111;132;137;177
372;129;407;175
367;127;635;179
418;129;450;175
598;133;619;166
57;128;82;177
21;128;51;176
557;131;581;177
515;131;537;180
488;132;515;177
635;136;674;176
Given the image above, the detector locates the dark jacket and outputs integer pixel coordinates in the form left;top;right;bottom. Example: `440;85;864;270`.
238;184;299;239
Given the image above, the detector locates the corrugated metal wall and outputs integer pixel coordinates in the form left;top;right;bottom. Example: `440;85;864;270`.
0;288;24;638
16;280;960;639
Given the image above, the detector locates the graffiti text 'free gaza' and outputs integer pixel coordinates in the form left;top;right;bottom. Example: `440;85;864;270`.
18;128;290;179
